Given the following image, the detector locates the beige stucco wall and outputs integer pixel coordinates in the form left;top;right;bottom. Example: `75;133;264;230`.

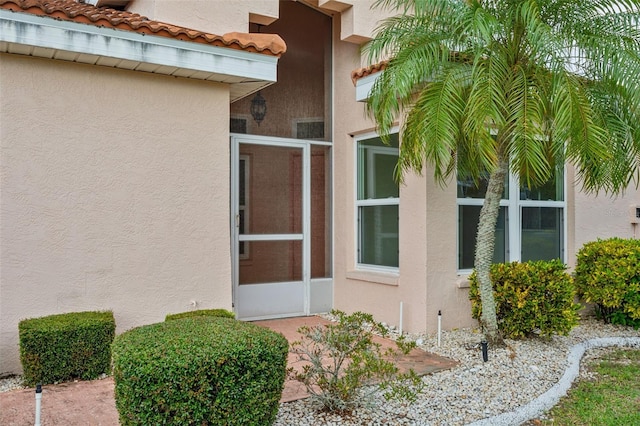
128;0;280;34
127;0;389;45
573;183;640;260
337;1;387;44
0;54;232;374
564;164;639;269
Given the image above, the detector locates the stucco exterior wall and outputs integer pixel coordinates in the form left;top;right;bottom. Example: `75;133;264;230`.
0;54;232;374
128;0;280;34
338;1;388;44
425;177;476;332
573;183;640;258
128;0;389;46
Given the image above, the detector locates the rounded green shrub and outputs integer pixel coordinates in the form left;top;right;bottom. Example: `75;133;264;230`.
19;310;115;386
469;260;580;339
575;238;640;328
112;317;288;425
165;308;235;321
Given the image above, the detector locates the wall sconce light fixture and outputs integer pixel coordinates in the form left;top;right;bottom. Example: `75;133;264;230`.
250;91;267;126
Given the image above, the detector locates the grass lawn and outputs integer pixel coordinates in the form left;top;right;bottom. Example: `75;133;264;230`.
541;348;640;425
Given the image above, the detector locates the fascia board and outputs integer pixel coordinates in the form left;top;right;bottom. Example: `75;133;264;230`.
0;9;278;84
355;72;379;102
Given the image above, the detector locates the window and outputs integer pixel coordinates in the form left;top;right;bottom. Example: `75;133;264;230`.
457;167;565;270
293;118;325;140
231;118;247;134
230;117;247;134
356;133;399;269
458;205;508;269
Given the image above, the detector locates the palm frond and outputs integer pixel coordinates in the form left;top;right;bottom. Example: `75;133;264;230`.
399;63;469;183
365;0;640;194
506;63;550;187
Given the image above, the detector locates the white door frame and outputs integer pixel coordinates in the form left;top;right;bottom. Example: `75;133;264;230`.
231;134;311;320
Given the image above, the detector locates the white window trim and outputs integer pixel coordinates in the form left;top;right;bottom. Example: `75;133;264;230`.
457;167;567;274
354;129;400;272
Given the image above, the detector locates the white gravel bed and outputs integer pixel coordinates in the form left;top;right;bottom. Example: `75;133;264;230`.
274;317;640;426
0;375;24;393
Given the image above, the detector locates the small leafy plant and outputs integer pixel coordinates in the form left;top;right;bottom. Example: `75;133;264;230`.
575;238;640;329
469;260;580;339
289;310;421;413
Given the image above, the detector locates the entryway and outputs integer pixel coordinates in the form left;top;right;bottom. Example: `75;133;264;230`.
228;0;334;320
231;134;332;320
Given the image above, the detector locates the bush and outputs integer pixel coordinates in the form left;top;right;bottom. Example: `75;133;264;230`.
112;317;288;425
165;308;235;321
289;310;421;413
469;260;580;339
19;311;115;386
575;238;640;328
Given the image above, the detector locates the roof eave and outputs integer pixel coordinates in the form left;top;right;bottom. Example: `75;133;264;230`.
0;9;279;102
354;72;380;102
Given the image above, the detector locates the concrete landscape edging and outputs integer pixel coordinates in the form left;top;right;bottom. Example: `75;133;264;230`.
468;336;640;426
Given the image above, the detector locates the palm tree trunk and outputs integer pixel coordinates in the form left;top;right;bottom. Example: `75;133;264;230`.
474;157;508;346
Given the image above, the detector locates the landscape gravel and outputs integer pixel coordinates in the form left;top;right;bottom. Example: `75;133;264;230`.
1;317;638;425
0;375;23;393
274;317;640;426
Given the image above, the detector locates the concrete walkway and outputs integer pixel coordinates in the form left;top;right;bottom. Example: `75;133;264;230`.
0;316;456;425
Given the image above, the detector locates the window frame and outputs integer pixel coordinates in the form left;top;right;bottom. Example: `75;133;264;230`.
354;130;400;272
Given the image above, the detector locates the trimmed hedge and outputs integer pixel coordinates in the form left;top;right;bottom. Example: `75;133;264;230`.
19;311;115;386
469;260;580;339
165;308;235;321
112;317;288;425
575;238;640;328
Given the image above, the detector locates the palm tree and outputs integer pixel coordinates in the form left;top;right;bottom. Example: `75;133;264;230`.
365;0;640;344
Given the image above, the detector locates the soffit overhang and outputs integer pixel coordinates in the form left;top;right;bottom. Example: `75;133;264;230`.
0;8;281;102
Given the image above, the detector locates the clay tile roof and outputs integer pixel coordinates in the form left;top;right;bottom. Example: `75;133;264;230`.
0;0;286;56
351;61;387;85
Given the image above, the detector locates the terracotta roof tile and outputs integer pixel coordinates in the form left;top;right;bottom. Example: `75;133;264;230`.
0;0;286;56
351;61;387;85
352;51;477;85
